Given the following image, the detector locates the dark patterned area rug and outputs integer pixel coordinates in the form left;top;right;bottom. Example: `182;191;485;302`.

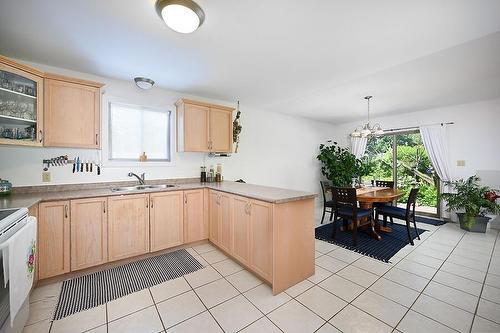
53;249;203;320
315;222;427;263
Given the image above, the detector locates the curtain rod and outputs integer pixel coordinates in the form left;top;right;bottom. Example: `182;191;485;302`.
383;122;455;133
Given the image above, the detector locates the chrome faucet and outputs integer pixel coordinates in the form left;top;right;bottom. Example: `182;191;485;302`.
128;172;145;185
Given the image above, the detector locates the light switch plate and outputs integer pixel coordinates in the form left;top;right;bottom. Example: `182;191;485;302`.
42;171;51;182
457;160;466;167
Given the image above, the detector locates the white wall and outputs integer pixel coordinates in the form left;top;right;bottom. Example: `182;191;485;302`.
331;98;500;188
0;61;335;198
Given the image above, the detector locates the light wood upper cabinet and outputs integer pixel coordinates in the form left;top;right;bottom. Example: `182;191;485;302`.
209;107;233;152
0;55;44;147
176;99;234;153
150;191;184;252
70;197;108;271
232;196;250;265
184;189;207;243
38;201;70;279
249;200;273;281
108;194;149;262
44;73;103;148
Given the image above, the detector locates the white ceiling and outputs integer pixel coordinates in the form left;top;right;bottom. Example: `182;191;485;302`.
1;0;500;123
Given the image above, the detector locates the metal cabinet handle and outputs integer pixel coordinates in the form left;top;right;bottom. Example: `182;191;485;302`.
151;198;154;208
64;204;68;218
248;203;252;215
95;134;99;145
39;130;43;143
184;194;187;204
146;198;149;208
103;202;106;213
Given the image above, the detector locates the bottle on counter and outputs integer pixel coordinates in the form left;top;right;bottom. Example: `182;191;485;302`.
200;166;207;183
209;165;215;182
216;163;223;182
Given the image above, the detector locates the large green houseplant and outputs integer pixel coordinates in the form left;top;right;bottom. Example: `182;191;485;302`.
442;175;500;232
317;141;369;187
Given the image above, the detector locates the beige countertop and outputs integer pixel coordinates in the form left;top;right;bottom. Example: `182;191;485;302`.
0;181;317;210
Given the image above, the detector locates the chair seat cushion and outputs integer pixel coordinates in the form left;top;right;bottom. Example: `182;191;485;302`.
376;205;407;218
337;207;372;219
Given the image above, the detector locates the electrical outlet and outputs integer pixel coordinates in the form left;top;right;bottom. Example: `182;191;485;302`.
42;171;51;182
456;160;466;167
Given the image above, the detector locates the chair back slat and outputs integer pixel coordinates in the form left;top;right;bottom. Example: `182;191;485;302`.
375;180;395;188
406;188;419;220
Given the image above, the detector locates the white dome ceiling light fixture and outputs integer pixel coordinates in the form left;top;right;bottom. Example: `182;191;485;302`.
350;96;384;138
134;77;155;90
155;0;205;34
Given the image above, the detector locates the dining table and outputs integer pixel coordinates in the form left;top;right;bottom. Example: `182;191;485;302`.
356;186;404;239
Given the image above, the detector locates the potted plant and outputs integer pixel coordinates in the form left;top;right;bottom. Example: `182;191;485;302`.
442;175;500;232
317;141;369;187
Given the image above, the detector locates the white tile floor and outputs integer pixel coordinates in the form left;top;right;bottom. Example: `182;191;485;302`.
24;219;500;333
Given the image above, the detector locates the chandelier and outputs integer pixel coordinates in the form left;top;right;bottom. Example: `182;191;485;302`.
350;96;384;138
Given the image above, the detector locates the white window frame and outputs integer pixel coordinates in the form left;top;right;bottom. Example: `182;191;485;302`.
102;95;176;167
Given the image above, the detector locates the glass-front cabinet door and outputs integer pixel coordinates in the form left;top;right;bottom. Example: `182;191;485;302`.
0;61;43;146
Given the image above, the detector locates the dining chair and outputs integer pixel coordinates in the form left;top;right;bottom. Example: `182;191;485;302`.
374;180;396;224
320;181;334;224
331;187;374;246
375;188;420;245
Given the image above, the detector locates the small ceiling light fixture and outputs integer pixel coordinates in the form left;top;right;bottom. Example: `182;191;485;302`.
134;77;155;90
155;0;205;34
351;96;384;138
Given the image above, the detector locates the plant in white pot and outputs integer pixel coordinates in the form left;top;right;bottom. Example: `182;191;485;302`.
442;175;500;232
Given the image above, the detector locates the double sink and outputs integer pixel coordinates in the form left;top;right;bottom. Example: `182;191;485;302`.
111;184;177;192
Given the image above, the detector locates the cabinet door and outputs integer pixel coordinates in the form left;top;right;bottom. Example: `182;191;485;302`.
209;191;220;245
209;107;233;153
70;197;108;271
0;59;44;147
150;191;184;252
39;201;70;279
218;193;233;254
44;78;101;148
232;196;250;265
249;200;273;281
184;189;207;243
108;194;149;262
183;103;210;152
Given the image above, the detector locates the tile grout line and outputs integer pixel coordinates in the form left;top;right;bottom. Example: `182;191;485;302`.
391;227;470;332
468;229;500;333
147;288;167;332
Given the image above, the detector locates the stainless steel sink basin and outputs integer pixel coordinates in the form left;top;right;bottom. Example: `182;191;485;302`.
111;184;177;192
147;184;177;189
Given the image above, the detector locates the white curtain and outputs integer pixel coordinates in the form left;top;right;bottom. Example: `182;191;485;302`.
420;124;453;218
350;137;368;159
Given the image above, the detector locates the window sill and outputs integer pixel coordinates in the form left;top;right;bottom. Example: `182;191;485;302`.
103;160;175;167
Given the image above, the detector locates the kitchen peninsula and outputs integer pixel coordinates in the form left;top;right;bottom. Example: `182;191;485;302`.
2;180;316;294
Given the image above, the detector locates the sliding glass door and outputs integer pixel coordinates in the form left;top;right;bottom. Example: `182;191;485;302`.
364;131;439;217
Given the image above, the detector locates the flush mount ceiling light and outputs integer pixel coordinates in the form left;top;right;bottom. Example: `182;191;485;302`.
155;0;205;34
350;96;384;138
134;77;155;90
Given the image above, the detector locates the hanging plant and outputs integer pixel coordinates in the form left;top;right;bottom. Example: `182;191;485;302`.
233;100;242;153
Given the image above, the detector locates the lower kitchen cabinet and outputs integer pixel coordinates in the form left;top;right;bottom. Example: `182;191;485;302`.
38;201;70;279
70;197;108;271
150;191;184;252
183;189;206;243
108;194;149;262
218;192;233;254
249;200;273;281
209;191;220;245
232;195;251;265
